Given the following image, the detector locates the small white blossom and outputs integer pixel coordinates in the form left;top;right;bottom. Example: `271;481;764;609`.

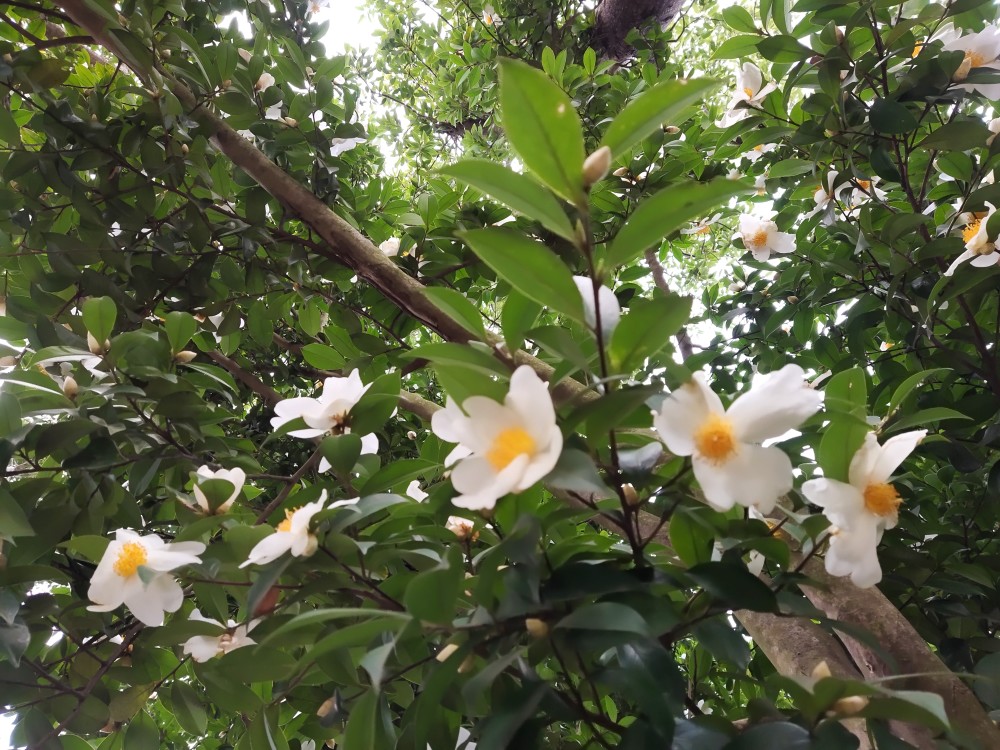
240;492;357;567
652;365;824;513
938;24;1000;97
182;609;257;662
718;63;777;127
742;142;775;163
380;237;401;257
945;201;999;276
483;4;499;25
88;530;205;626
255;72;275;91
572;276;620;338
803;431;927;587
738;215;796;261
190;466;246;514
446;516;476;540
431;366;562;510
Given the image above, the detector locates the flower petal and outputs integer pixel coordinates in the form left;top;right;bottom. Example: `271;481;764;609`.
944;249;976;276
652;373;723;457
241;533;294;568
183;635;222;662
692;444;793;513
451;454;527;510
125;574;183;626
728;364;824;443
802;477;864;529
825;522;883;588
868;430;927;484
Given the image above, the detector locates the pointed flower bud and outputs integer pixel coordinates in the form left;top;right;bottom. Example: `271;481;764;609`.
583;146;612;187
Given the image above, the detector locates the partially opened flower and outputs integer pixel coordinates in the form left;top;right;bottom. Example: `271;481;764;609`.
945;201;999;276
431;366;562;510
190;466;246;514
652;365;824;513
572;276;620;338
240;493;333;567
379;237;400;257
802;430;927;587
182;609;257;662
446;516;477;540
738;215;796;261
88;530;205;627
718;63;777;126
271;370;379;463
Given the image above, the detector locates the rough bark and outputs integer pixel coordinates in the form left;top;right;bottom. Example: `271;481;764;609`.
593;0;686;59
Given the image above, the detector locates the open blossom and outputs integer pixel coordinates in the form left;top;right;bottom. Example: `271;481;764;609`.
738;215;795;261
945;201;998;276
271;370;379;466
849;176;887;206
742;142;775;163
803;431;927;587
431;366;562;510
652;365;824;513
88;530;205;627
182;610;257;662
483;4;499;25
718;63;777;127
241;492;358;567
682;213;722;236
938;24;1000;97
572;276;620;338
190;466;245;514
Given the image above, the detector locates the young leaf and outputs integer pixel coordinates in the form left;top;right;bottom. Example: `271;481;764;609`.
82;296;117;343
164;311;197;353
498;58;585;202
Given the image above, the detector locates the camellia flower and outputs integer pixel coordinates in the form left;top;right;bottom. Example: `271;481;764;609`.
652;365;824;513
806;171;843;223
379;237;400;257
945;201;999;276
802;430;927;587
446;516;477;540
849;176;887;206
182;609;257;662
241;492;357;567
738;215;796;261
330;137;367;157
742;142;776;163
88;530;205;627
483;4;499;26
431;366;562;510
572;276;620;338
189;465;246;514
271;370;378;459
255;72;275;92
718;63;777;127
938;23;1000;97
682;213;722;236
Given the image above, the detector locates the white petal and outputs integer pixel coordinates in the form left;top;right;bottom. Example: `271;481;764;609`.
125;574;183;626
739;62;763;95
515;430;563;490
750;247;771;261
847;432;881;488
825;523;883;588
970;251;1000;267
802;478;864;529
406;480;428;502
360;433;379;454
944;249;976;276
431;398;472;445
183;635;222;662
727;364;824;443
652;374;719;456
692;444;793;513
769;231;796;254
868;430;927;484
144;543;205;572
451;454;526;510
240;533;294;568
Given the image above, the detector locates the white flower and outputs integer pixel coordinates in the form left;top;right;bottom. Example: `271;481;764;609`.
652;365;824;513
806;171;843;223
446;516;476;540
88;530;205;626
939;24;1000;97
330;137;367;157
182;609;257;662
945;201;999;276
727;168;742;180
240;492;353;567
988;117;1000;145
802;430;927;588
270;370;379;462
237;48;252;63
754;175;767;196
719;63;777;127
190;465;246;514
742;142;775;163
681;213;722;236
308;0;329;14
380;237;401;257
483;4;499;25
431;366;563;510
738;215;796;261
572;276;620;338
849;176;887;206
255;72;275;91
406;480;428;502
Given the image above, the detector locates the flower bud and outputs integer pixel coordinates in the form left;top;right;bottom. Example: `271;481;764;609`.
663;125;680;134
832;695;868;716
835;26;845;44
87;332;109;355
161;48;171;58
613;166;629;178
0;296;6;315
582;146;612;187
436;643;459;662
252;585;281;617
621;482;640;506
2;54;12;62
180;143;189;155
787;295;799;304
0;356;16;367
255;72;275;91
316;697;338;720
174;350;197;363
525;618;549;638
221;79;232;89
407;430;417;439
62;376;79;399
811;660;832;680
283;117;298;127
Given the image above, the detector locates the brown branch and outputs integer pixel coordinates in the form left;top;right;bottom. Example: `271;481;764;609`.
644;248;695;360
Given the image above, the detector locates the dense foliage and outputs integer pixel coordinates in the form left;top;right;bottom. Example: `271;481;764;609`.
2;0;1000;748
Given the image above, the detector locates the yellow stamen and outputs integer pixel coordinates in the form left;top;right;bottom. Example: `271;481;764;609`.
113;542;148;577
277;508;296;532
863;482;901;517
753;144;764;152
856;179;871;191
965;50;987;68
963;219;981;244
743;86;754;98
486;427;536;471
695;224;712;235
745;228;769;250
911;41;923;58
694;413;737;462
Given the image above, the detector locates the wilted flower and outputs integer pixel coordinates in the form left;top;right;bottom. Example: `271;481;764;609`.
88;530;205;626
431;366;562;510
182;610;257;662
803;431;927;587
572;276;620;338
738;215;796;260
652;365;824;513
945;201;999;275
190;466;246;514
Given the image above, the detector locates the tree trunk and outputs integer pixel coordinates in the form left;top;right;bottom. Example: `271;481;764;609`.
592;0;686;59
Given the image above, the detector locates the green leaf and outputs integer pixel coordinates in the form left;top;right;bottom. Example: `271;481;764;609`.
556;602;650;635
600;79;719;159
722;6;758;32
403;546;464;624
917;120;992;151
756;35;813;62
885;368;949;418
669;508;715;567
320;433;362;475
862;690;949;732
692;617;751;670
350;371;401;436
164;311;197;353
0;489;33;539
712;35;765;59
609;295;691;371
817;368;869;483
607;180;751;267
726;722;810;749
168;682;207;736
459;228;584;322
82;296;117;343
440;160;575;241
343;690;379;750
686;562;777;611
301;342;346;370
0;620;30;666
422;286;489;341
886;407;970;433
498;58;585;202
869;99;919;135
123;710;160;750
0;391;22;439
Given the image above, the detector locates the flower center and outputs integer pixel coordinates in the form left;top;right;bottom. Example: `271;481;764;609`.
277;508;296;532
113;541;148;577
962;219;982;245
911;41;923;58
695;224;712;235
745;228;769;250
743;86;754;98
965;50;988;68
486;427;536;471
856;179;871;191
753;144;764;152
863;482;901;517
694;413;737;462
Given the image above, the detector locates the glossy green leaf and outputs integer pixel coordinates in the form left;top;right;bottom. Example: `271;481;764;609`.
82;296;117;343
